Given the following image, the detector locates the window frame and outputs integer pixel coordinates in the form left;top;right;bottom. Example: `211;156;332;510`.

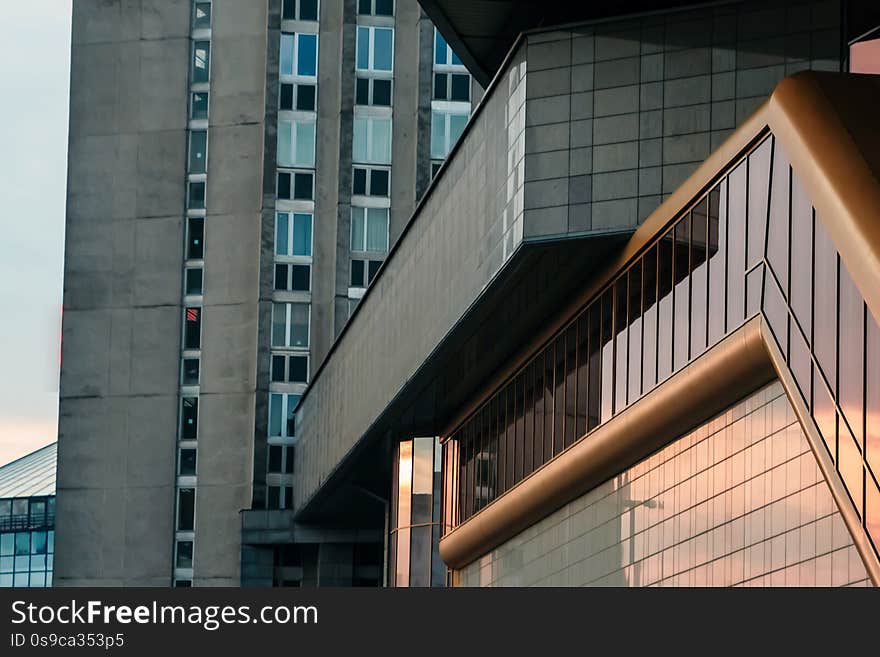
277;117;317;168
271;301;311;348
280;32;319;80
352;115;392;165
356;25;394;74
350;206;390;252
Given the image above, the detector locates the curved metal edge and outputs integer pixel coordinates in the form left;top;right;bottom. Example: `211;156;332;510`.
767;72;880;325
440;317;775;570
440;316;880;586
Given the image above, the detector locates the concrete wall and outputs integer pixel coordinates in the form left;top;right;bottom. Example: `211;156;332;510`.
194;0;267;587
56;0;191;586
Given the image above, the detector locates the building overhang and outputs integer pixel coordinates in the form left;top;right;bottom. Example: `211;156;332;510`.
418;0;705;86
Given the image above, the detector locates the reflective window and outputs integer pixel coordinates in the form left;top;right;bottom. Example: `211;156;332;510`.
192;41;210;84
430;110;468;160
356;26;393;72
277;119;316;168
282;0;318;21
280;33;318;78
351;207;389;252
271;302;310;348
353;117;392;164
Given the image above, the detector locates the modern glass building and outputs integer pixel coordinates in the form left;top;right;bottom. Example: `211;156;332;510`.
0;443;57;588
58;0;880;587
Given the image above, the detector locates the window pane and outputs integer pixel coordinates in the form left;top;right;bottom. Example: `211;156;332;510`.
449;113;468;149
746;138;771;269
176;540;193;568
290;356;308;383
177;489;195;531
184;307;201;349
370;169;389;196
351;208;365;251
371;118;392;164
353;167;367;195
356;27;370;69
434;73;448;100
358;0;371;15
726;161;747;329
356;77;370;105
372;78;391;106
180;449;197;476
351;259;365;286
282;0;296;20
375;0;393;16
193;3;211;29
276;213;289;256
294;120;315;166
270;393;283;436
277;172;291;199
373;28;393;71
181;397;198;440
188;181;205;209
280;34;295;76
293;172;312;199
367;259;382;282
275;263;288;290
191;92;208;119
193;42;210;83
299;0;318;21
280;83;294;110
813;215;837;391
707;183;725;344
673;215;690;371
277;120;293;166
292;213;312;256
291;303;309;347
767;140;790;293
292;264;310;291
182;356;199;383
296;84;316;111
366;208;388;251
434;31;447;65
269;445;283;472
451;74;470;101
430;111;446;159
272;303;286;347
353;118;367;162
297;34;318;76
187;217;204;259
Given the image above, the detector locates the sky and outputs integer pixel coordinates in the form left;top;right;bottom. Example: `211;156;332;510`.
0;2;71;465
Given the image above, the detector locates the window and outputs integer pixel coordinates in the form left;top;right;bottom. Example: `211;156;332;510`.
431;161;443;178
430;110;468;160
272;302;310;348
350;258;383;288
193;2;211;29
353;117;392;164
184;307;201;349
271;353;309;383
276;212;313;257
191;92;208;119
277;119;316;168
433;73;470;101
351;207;389;252
188;130;207;173
356;26;393;72
174;580;192;587
185;267;203;295
192;41;210;83
274;263;311;291
186;218;204;259
352;167;389;196
269;393;301;437
280;33;318;78
277;171;314;200
181;397;198;440
282;0;318;21
188;181;206;209
179;449;197;476
280;82;316;111
175;540;193;568
434;29;462;66
355;77;392;106
181;358;200;385
358;0;393;16
177;489;195;531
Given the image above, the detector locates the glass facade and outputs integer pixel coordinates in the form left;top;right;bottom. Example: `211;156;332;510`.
455;383;871;586
389;437;444;587
0;496;55;587
443;133;880;568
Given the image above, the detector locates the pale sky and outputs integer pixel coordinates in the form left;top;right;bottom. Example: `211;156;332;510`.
0;2;71;465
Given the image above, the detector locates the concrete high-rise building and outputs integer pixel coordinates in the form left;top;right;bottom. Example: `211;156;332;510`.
58;0;880;588
56;0;478;587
